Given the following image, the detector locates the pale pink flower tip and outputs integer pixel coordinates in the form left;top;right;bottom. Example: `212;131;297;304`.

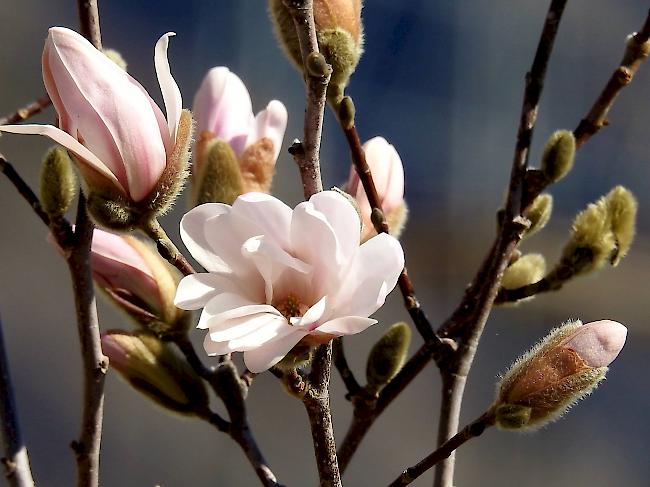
174;191;405;373
560;320;627;367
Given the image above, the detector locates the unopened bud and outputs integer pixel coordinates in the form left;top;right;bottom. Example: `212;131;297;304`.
40;146;77;219
102;331;208;416
501;253;546;291
540;130;575;183
494;319;626;430
337;96;356;129
523;193;553;238
604;186;637;266
552;199;615;278
268;0;364;102
194;139;244;205
622;32;650;68
103;48;127;71
366;322;411;392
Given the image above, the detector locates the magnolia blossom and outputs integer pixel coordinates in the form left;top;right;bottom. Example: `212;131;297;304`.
174;191;405;372
346;136;405;240
559;319;627;367
193;67;287;193
0;27;183;202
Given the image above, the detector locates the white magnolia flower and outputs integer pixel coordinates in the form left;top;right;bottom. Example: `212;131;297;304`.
174;191;405;372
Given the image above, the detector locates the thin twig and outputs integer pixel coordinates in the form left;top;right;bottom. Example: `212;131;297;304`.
142;219;196;276
388;412;494;487
0;154;50;227
574;9;650;147
67;195;108;487
303;344;342;487
0;313;35;487
0;95;51;126
76;0;102;50
342;120;440;346
332;337;361;398
283;0;329;198
432;3;567;485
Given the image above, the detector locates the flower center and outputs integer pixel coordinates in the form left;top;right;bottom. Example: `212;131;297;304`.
275;293;309;321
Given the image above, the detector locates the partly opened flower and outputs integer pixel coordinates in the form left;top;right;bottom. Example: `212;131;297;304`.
0;27;191;225
346;136;406;241
91;229;186;335
192;67;288;203
174;190;404;372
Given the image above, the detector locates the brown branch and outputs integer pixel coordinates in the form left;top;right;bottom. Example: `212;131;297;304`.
574;9;650;147
176;339;282;486
0;313;35;487
332;337;361;398
303;344;341;487
66;195;108;487
0;95;51;126
283;0;329;198
388;412;494;487
432;3;567;485
142;219;196;276
0;154;51;228
339;110;442;348
76;0;102;50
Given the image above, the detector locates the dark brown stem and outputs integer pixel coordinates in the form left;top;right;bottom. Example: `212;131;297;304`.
342;121;440;346
76;0;102;49
0;154;51;228
303;344;341;487
67;195;108;487
432;3;567;485
282;0;329;198
495;277;554;303
388;412;494;487
0;313;35;487
142;219;196;276
574;10;650;147
0;95;51;126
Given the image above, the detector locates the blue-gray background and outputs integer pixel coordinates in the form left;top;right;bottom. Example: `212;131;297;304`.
0;1;648;486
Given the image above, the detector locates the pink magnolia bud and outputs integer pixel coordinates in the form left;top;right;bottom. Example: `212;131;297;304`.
346;136;405;240
0;27;184;203
494;319;627;430
91;229;184;334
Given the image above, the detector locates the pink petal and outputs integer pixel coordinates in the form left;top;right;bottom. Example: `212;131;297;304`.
290;296;328;329
560;320;627;367
208;311;284;342
180;203;232;272
154;32;182;142
245;100;288;161
192;67;253;155
0;123;121;191
175;273;247;310
197;293;275;330
232;192;293;249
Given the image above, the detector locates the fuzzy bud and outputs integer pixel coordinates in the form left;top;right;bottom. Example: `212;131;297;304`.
40;146;77;219
269;0;364;102
90;229;188;337
540;130;576;183
194;138;245;205
604;186;637;266
102;48;127;71
494;319;626;431
366;322;411;392
102;331;208;416
501;253;546;291
523;193;553;238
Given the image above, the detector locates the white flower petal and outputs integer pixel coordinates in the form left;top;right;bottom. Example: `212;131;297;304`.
316;317;377;336
154;32;182;141
175;273;242;310
291;295;327;330
197;292;262;329
209;311;284;342
180;203;231;272
331;233;404;317
243;329;306;372
232;192;293;249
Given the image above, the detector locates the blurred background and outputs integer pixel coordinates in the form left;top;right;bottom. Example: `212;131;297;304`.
0;1;649;486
